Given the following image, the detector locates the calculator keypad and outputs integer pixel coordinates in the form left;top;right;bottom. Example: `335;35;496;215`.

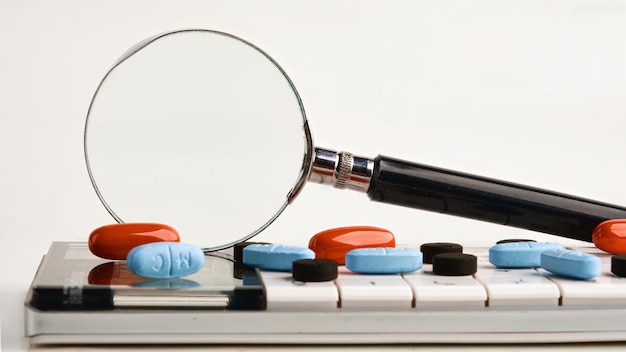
257;246;626;311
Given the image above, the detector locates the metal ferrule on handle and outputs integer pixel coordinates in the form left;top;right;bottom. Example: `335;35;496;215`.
309;148;374;192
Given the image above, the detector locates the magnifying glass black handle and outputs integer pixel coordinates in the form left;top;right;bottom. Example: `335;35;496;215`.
366;155;626;242
312;149;626;243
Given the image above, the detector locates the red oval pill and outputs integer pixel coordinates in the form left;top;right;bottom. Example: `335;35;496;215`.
308;226;395;265
593;219;626;254
88;223;180;260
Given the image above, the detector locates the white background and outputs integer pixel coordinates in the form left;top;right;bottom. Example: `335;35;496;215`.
1;0;626;351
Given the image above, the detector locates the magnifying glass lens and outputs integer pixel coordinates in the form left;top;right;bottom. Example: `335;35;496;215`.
85;30;310;251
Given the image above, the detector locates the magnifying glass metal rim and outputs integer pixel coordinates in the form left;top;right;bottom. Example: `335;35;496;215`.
83;29;315;252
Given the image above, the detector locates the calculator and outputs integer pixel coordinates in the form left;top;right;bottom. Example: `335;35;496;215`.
25;241;626;345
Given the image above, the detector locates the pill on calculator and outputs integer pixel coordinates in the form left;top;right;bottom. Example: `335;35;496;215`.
593;219;626;254
126;242;204;279
243;244;315;271
308;226;395;265
420;242;463;264
88;223;180;260
292;258;338;282
432;253;477;276
489;241;563;268
540;248;601;280
345;247;422;274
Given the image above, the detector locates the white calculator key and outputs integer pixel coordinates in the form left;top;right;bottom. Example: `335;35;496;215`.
335;267;413;310
475;266;560;307
538;263;626;307
471;245;560;307
258;270;338;311
402;264;487;309
538;253;626;307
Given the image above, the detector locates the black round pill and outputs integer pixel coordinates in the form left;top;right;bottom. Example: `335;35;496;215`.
420;242;463;264
292;259;338;282
611;254;626;277
432;253;477;276
496;239;537;244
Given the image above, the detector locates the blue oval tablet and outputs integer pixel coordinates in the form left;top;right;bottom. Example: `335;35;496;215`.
345;247;423;274
540;248;601;280
489;241;563;268
126;242;204;279
243;244;315;271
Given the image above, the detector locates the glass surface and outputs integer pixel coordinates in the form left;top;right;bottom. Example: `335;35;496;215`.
85;30;310;251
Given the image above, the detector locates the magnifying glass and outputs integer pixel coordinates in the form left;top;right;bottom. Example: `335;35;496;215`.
84;29;626;253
